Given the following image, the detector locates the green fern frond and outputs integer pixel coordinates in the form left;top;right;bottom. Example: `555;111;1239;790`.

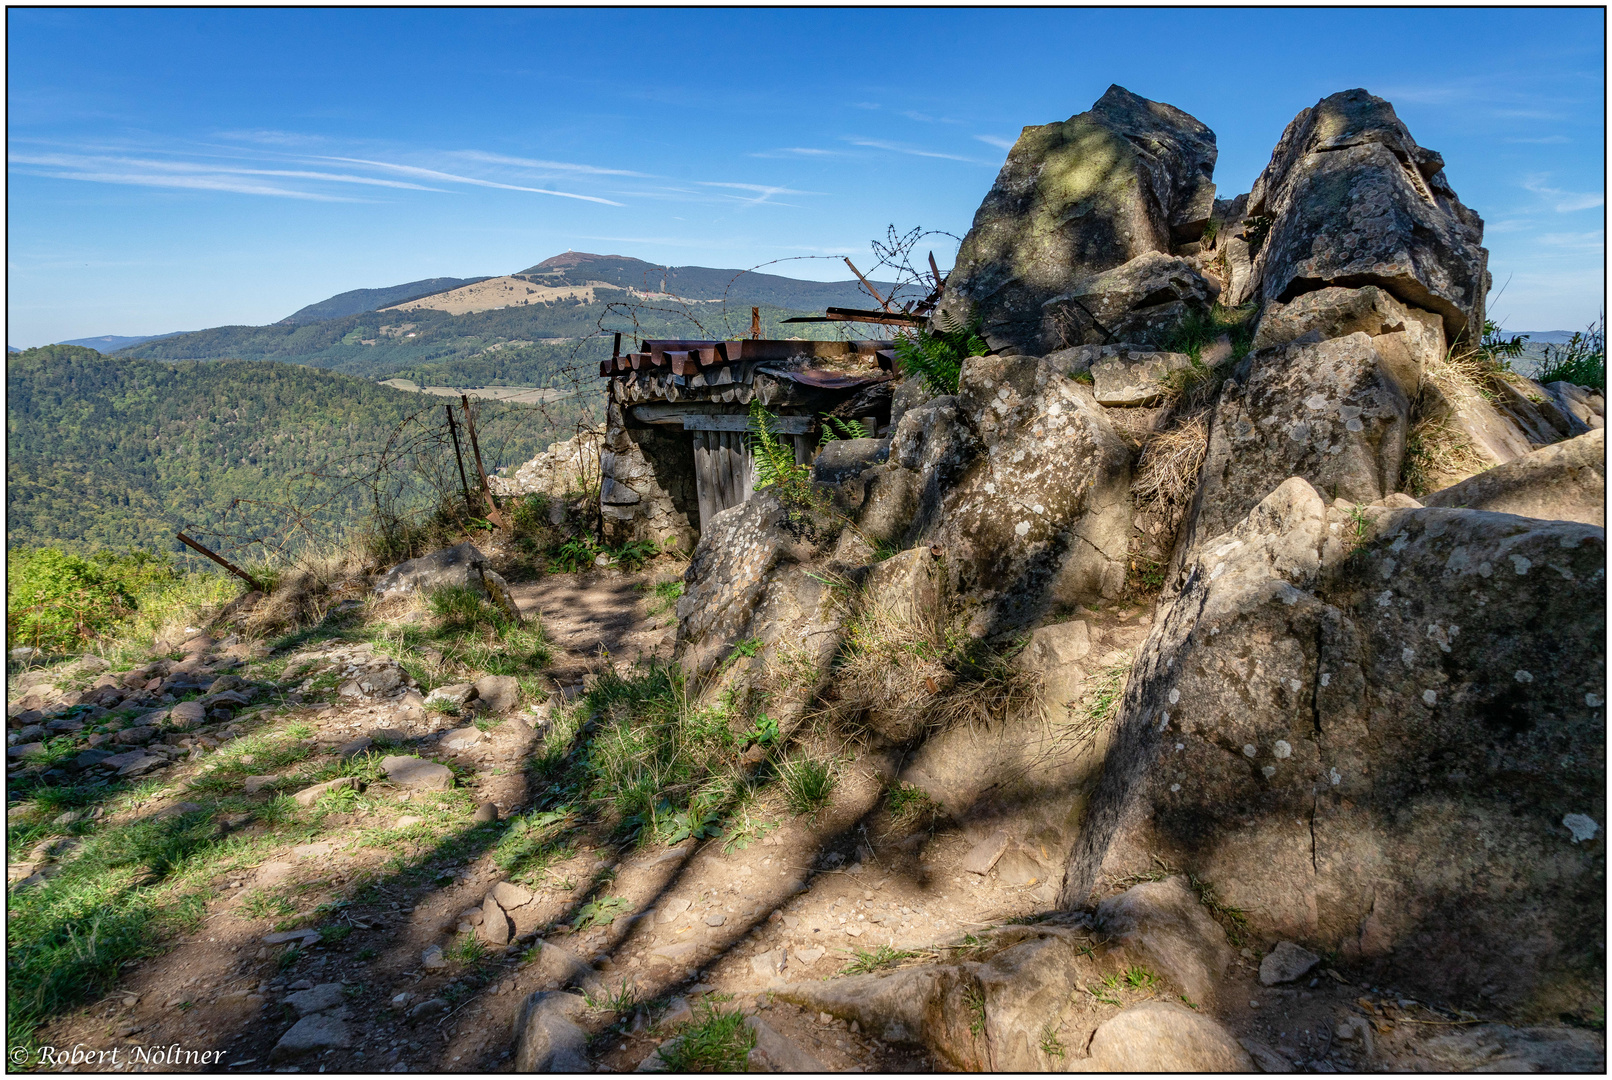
894;319;986;395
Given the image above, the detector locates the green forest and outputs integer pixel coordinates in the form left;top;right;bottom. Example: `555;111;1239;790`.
6;345;596;558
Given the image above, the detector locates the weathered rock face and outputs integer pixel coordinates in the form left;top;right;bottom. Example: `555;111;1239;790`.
935;85;1216;354
922;353;1133;630
599;403;699;552
1423;428;1604;525
1040;252;1217;353
1086;345;1197;406
779;903;1249;1072
1181;333;1411;559
674;492;840;677
1251;284;1445;397
1247;89;1488;345
1064;476;1606;1018
371;541;522;624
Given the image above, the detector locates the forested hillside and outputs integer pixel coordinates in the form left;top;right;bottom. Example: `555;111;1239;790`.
278;276;490;324
6;345;594;555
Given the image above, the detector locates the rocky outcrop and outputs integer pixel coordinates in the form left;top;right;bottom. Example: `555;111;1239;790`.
935;85;1216;354
1423;428;1604;525
1246;89;1488;345
778;893;1250;1072
1040;252;1217;352
1064;476;1605;1018
922;352;1133;630
1180;333;1412;557
490;427;601;502
1087;346;1197;406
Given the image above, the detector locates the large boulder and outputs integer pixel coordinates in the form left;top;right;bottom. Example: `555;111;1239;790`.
1246;89;1488;345
935;85;1216;354
1423;428;1604;525
923;353;1132;631
1040;252;1217;353
512;991;590;1072
1251;284;1445;396
1064;476;1605;1019
1178;333;1411;563
372;541;522;624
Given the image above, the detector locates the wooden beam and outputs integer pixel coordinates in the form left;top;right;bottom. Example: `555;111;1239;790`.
459;395;509;530
176;532;264;591
683;413;811;434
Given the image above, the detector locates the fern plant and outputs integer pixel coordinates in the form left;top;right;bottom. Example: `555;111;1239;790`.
819;414;870;445
894;317;987;395
748;400;818;509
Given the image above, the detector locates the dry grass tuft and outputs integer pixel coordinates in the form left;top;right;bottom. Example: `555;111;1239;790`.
1400;415;1490;496
242;551;368;637
809;569;1040;742
1133;413;1210;519
1422;343;1514;405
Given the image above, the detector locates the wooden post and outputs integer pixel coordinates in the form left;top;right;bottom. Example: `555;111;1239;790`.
459;395;508;529
750;306;761;340
176;532;264;591
445;404;475;517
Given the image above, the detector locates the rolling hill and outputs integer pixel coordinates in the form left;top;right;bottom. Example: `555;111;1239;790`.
278;276;491;324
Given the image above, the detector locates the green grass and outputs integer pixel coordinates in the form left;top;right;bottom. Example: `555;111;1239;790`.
840;945;916;975
776;756;835;816
644;579;684;617
885;782;939;827
653;999;756;1072
446;933;487;965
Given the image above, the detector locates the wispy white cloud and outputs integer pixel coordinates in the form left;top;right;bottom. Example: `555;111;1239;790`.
448;150;650;178
1522;174;1603;212
216;129;326;147
844;138;990;165
974;134;1015;150
5;151;406;200
747;147;842;159
322;156;625;205
1538;229;1605;251
1504;135;1571;145
694;181;817;207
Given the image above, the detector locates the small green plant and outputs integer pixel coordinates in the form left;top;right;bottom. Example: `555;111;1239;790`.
242;890;296;920
1121;965;1159;991
894;317;987;395
357;947;377;961
645;578;684;616
571;895;632;932
316;785;359;813
318;924;352;944
1085;980;1122;1007
1186;874;1251;947
277;946;303;971
1067;658;1129;746
964;982;987;1037
777;756;835;816
729;637;763;660
446;933;487;965
549;536;601;574
1346;503;1372;550
655;805;723;846
1179;994;1200;1010
653;999;757;1072
609;539;662;572
840;945;916;975
1199;216;1221;247
885;782;939;827
585;978;639;1013
741;713;779;746
1039;1021;1066;1059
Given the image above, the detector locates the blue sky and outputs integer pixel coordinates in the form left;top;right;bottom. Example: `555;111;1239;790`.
7;7;1604;347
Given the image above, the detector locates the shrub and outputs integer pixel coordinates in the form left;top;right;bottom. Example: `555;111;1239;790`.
1536;316;1605;391
7;549;137;652
748;401;818;511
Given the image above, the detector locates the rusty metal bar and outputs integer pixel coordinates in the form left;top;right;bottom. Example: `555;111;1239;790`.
459;395;508;530
445;404;476;515
750;306;760;340
843;258;891;312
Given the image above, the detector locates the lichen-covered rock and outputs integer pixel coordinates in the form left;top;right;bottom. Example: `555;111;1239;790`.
1247;89;1488;344
490;427;602;501
1087;346;1197;406
1040;252;1217;353
812;437;889;484
1065;476;1606;1018
1095;876;1238;1009
1423;428;1604;525
935;85;1216;355
1251;285;1444;398
1179;333;1411;563
1079;1001;1253;1072
923;353;1132;631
